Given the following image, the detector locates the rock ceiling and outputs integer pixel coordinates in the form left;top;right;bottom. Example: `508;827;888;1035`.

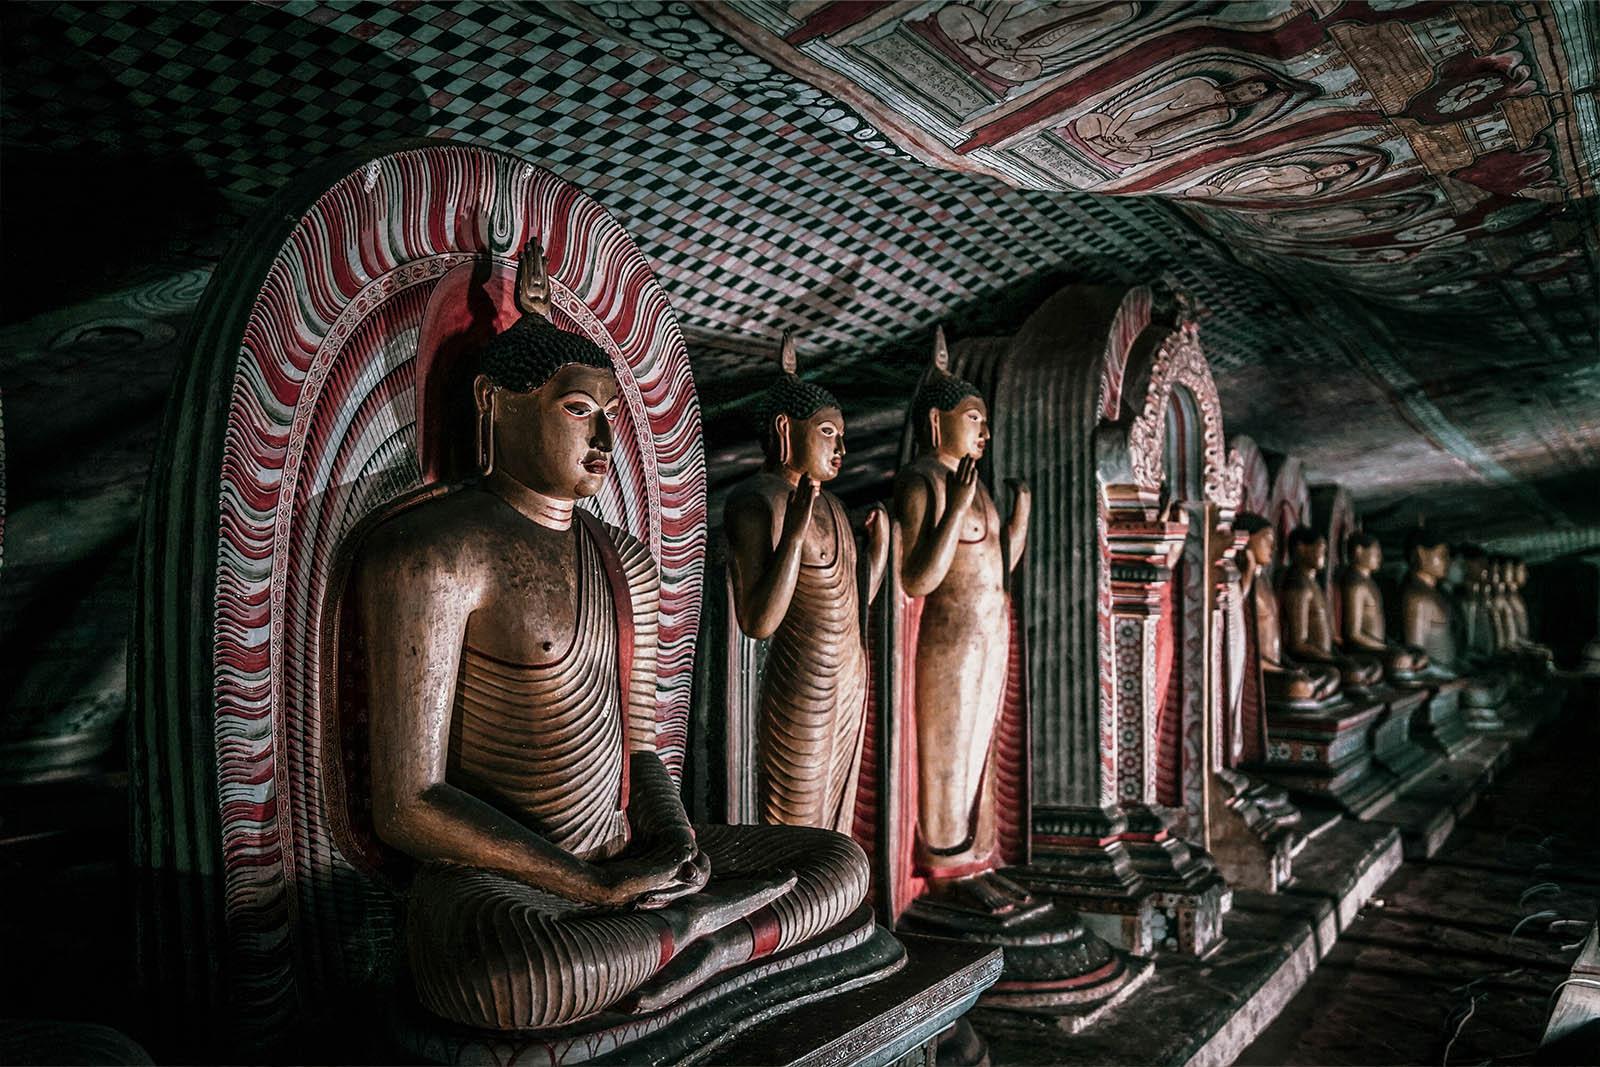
3;0;1598;560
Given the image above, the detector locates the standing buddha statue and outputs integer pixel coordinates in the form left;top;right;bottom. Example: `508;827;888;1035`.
892;328;1032;909
724;333;887;831
345;242;870;1031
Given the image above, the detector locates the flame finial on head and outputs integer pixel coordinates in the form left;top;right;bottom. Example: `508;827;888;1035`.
911;324;981;425
514;236;553;320
778;329;798;375
932;324;950;372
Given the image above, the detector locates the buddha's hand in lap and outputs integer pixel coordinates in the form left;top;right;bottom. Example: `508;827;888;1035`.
599;838;711;909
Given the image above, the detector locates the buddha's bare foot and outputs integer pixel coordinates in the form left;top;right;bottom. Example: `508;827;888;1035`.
666;872;796;946
631;926;754;1012
980;870;1033;905
928;872;1019;915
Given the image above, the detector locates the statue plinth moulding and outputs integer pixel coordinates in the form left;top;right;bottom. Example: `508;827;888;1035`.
128;144;958;1064
858;328;1149;1023
912;285;1241;957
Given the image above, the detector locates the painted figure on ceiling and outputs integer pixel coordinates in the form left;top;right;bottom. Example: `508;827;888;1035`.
929;1;1140;88
725;333;888;832
1070;73;1293;168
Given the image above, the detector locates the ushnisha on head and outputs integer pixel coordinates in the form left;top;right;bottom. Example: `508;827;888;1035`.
913;326;988;462
472;238;619;502
1286;526;1328;571
756;330;846;484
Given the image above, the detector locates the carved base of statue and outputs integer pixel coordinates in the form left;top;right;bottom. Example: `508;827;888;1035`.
1207;767;1304;893
1251;697;1400;819
1022;806;1231;957
1366;687;1443;789
1409;679;1480;757
897;871;1152;1024
391;904;905;1065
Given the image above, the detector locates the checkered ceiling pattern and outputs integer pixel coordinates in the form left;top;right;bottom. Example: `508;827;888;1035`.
3;0;1597;552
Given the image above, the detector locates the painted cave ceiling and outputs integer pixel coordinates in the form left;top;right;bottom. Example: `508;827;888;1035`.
2;0;1598;563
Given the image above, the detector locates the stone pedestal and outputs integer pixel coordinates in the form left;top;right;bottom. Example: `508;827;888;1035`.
1249;698;1399;818
1367;687;1441;788
1413;681;1475;757
1023;806;1231;957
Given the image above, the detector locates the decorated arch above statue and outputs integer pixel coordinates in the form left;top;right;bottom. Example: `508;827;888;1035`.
131;142;722;1051
942;280;1230;956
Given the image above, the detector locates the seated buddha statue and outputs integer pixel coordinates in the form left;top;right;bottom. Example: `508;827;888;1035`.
724;333;887;831
1236;514;1340;705
1280;527;1383;691
1400;530;1508;707
348;245;869;1032
1339;532;1429;683
1507;559;1555;666
893;332;1034;913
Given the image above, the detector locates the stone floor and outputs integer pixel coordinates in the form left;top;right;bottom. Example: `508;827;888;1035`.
1239;696;1599;1066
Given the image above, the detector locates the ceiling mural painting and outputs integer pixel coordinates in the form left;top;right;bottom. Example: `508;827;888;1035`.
1;0;1597;562
705;1;1597;309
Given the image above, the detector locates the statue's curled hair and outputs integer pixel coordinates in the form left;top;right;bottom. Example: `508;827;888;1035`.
756;372;840;455
912;370;983;430
1235;511;1272;535
479;312;613;393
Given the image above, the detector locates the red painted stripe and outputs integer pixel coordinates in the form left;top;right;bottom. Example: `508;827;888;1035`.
783;2;879;45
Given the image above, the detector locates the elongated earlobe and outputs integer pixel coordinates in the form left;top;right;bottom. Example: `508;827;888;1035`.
774;413;792;467
927;409;941;451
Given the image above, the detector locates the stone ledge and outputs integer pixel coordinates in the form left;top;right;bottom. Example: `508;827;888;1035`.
976;820;1399;1066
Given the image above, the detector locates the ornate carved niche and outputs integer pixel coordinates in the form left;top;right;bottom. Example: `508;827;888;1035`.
128;143;706;1046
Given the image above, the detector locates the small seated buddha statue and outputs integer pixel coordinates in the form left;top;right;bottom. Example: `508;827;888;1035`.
1338;531;1429;684
1280;527;1383;691
1507;559;1555;666
1400;529;1508;707
348;244;869;1032
893;330;1033;912
1236;514;1340;705
724;333;887;831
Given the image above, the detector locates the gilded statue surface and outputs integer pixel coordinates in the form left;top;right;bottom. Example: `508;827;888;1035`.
1235;514;1340;705
1338;531;1428;682
347;245;868;1031
1278;527;1382;691
892;331;1031;911
725;335;887;832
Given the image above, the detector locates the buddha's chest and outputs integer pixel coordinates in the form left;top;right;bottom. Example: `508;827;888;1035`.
465;540;583;663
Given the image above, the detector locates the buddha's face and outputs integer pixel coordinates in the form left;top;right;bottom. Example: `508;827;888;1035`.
479;363;619;500
1353;541;1382;572
1412;543;1450;581
1246;526;1276;567
932;396;990;462
1292;536;1328;571
1515;561;1528;586
776;405;846;484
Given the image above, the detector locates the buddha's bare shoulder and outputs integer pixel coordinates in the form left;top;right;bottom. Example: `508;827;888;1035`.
349;484;521;578
893;458;943;499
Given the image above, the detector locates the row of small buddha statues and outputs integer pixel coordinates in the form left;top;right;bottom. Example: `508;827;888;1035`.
1242;516;1547;709
340;243;1549;1041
